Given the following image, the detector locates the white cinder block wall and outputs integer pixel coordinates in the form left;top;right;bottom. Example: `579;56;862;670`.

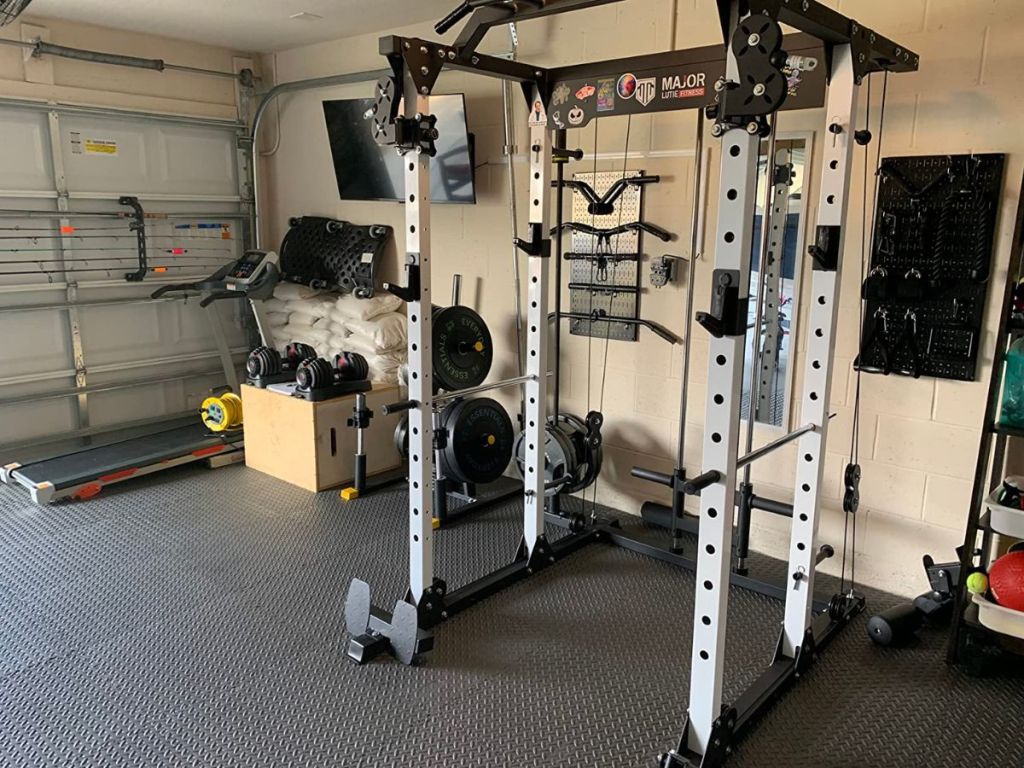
263;0;1024;595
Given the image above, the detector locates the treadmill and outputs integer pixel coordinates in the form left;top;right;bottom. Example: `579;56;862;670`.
1;250;281;504
1;421;244;503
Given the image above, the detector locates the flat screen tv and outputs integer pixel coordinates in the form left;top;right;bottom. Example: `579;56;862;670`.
322;94;475;204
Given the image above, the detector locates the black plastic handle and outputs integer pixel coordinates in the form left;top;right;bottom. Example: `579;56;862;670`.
382;400;417;416
435;1;472;33
631;467;673;487
150;282;195;299
683;470;721;496
553;147;585;161
199;290;243;308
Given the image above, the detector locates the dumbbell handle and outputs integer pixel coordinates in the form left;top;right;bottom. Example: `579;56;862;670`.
382;400;418;416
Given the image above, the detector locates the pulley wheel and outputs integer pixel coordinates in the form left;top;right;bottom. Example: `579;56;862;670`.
558;413;603;493
439;397;513;485
432;305;492;393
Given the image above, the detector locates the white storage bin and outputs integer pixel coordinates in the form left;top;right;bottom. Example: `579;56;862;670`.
972;593;1024;640
985;487;1024;538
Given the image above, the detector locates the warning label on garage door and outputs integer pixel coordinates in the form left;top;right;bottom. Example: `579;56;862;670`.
70;131;119;157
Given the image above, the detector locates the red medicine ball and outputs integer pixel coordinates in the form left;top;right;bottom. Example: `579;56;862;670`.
989;551;1024;612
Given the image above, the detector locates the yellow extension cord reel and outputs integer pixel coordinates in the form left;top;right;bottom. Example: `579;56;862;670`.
201;392;244;433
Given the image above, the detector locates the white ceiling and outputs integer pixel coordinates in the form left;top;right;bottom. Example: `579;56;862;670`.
25;0;455;52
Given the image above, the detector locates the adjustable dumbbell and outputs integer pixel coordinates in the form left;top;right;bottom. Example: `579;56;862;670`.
295;352;370;392
246;342;317;378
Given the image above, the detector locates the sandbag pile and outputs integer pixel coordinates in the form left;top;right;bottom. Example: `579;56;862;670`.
261;285;407;384
328;293;406;384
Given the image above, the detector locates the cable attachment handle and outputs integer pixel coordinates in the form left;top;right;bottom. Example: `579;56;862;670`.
119;195;148;282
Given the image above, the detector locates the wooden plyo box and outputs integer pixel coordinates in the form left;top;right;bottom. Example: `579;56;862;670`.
241;383;403;492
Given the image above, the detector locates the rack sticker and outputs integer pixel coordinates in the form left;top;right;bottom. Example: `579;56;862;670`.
544;36;826;131
636;77;656;107
528;98;547;127
596;79;615;112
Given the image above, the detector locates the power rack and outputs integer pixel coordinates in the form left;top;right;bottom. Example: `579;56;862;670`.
344;2;918;765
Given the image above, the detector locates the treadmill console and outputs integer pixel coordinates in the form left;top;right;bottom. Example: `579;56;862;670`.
226;250;280;291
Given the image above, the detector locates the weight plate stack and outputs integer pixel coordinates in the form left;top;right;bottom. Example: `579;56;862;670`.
514;412;603;496
439;397;514;485
432;305;492;393
394;416;409;460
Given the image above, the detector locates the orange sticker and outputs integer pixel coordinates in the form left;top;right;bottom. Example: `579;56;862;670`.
60;225;75;234
153;266;167;273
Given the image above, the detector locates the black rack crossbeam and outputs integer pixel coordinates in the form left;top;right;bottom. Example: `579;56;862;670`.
380;35;540;85
740;0;919;76
448;0;623;54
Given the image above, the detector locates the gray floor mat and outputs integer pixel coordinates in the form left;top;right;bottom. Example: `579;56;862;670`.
0;464;1021;767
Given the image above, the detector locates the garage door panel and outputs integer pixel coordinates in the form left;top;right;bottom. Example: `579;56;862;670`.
60;119;150;194
0;111;53;192
87;369;231;427
0;398;76;445
61;118;239;197
0;104;247;450
87;380;176;427
76;300;245;367
0;309;72;379
161;131;237;192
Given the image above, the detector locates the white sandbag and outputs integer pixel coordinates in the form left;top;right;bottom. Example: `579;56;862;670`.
287;295;335;317
334;292;402;321
262;297;289;314
273;325;333;353
344;312;407;351
286;313;318;329
328;321;350;339
367;354;402;373
274;282;326;302
342;333;379;357
265;311;289;328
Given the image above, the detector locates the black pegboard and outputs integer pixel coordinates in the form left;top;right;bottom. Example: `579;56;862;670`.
279;216;392;298
857;153;1004;381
